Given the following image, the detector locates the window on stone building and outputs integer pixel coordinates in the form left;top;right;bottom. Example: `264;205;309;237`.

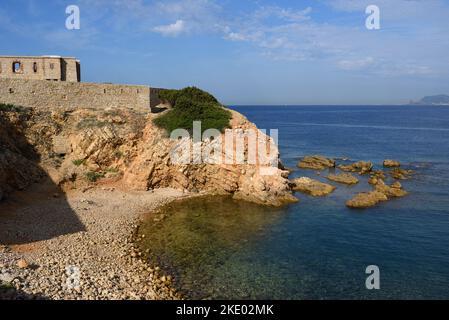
33;62;38;73
50;63;54;70
13;62;22;73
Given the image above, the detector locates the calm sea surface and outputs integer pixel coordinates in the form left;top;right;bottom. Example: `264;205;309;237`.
139;105;449;299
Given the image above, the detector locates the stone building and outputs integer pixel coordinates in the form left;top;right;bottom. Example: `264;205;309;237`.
0;56;80;82
0;55;164;111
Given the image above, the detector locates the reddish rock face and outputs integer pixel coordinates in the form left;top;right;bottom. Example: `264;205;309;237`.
1;107;296;207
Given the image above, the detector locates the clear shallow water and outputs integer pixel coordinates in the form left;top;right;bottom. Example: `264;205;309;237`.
139;105;449;299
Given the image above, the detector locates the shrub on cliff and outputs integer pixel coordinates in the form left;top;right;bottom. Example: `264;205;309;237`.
154;87;231;134
158;87;218;107
0;103;28;113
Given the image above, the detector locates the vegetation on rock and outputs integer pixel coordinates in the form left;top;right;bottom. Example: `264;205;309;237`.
154;87;232;134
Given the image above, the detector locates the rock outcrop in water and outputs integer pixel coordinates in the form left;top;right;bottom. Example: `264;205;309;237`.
346;191;388;208
290;177;336;197
326;173;359;185
383;159;401;168
297;155;335;170
390;168;413;180
338;161;373;175
0;106;296;206
347;179;408;208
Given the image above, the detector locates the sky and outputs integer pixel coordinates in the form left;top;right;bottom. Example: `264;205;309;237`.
0;0;449;105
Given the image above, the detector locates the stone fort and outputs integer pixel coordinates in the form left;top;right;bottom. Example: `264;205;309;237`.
0;55;163;112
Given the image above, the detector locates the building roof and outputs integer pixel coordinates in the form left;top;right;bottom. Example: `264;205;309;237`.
0;55;77;59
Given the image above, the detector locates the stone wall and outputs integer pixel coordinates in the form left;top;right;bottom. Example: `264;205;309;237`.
0;79;163;112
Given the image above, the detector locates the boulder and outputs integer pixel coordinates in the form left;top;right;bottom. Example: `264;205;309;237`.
326;173;359;185
390;168;413;180
346;191;388;208
297;155;335;170
290;177;336;197
383;159;401;168
347;180;407;209
338;161;373;174
374;180;408;198
368;170;386;185
16;259;29;269
391;181;402;189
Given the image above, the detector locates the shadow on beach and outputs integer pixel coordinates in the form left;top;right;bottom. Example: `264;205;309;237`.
0;108;85;245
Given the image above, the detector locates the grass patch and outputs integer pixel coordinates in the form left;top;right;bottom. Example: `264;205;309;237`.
105;167;119;173
0;103;27;113
0;282;14;290
154;87;231;134
77;117;108;129
85;171;105;183
72;159;85;166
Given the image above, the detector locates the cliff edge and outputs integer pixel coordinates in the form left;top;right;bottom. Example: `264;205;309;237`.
0;105;296;206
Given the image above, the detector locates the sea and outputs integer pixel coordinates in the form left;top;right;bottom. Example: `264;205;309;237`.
138;105;449;299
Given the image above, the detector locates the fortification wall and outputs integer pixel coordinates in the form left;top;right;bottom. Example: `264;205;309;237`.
0;79;162;112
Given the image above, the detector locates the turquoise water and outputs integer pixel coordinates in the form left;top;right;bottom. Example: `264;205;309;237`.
140;105;449;299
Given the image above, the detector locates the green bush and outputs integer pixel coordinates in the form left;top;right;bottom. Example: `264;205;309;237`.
158;89;180;106
158;87;218;107
72;159;85;166
154;87;231;134
0;103;26;113
85;171;105;183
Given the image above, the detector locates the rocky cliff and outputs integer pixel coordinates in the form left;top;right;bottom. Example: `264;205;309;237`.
0;106;296;206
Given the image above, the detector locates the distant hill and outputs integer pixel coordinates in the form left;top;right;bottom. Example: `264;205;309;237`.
410;95;449;105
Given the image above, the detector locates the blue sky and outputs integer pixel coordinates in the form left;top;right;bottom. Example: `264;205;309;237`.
1;0;449;105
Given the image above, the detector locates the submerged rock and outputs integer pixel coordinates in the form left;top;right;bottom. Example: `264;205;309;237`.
297;155;335;170
326;173;359;185
290;177;336;197
338;161;373;174
390;168;413;180
383;159;401;168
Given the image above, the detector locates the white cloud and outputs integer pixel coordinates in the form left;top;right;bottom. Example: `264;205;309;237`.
153;20;186;37
338;57;375;70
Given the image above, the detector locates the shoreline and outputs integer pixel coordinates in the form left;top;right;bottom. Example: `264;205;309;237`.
0;181;201;300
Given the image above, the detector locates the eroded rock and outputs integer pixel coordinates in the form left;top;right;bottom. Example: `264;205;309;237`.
326;173;359;185
290;177;336;197
374;180;408;198
297;155;335;170
338;161;373;174
383;159;401;168
346;191;388;208
347;180;407;209
390;168;413;180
